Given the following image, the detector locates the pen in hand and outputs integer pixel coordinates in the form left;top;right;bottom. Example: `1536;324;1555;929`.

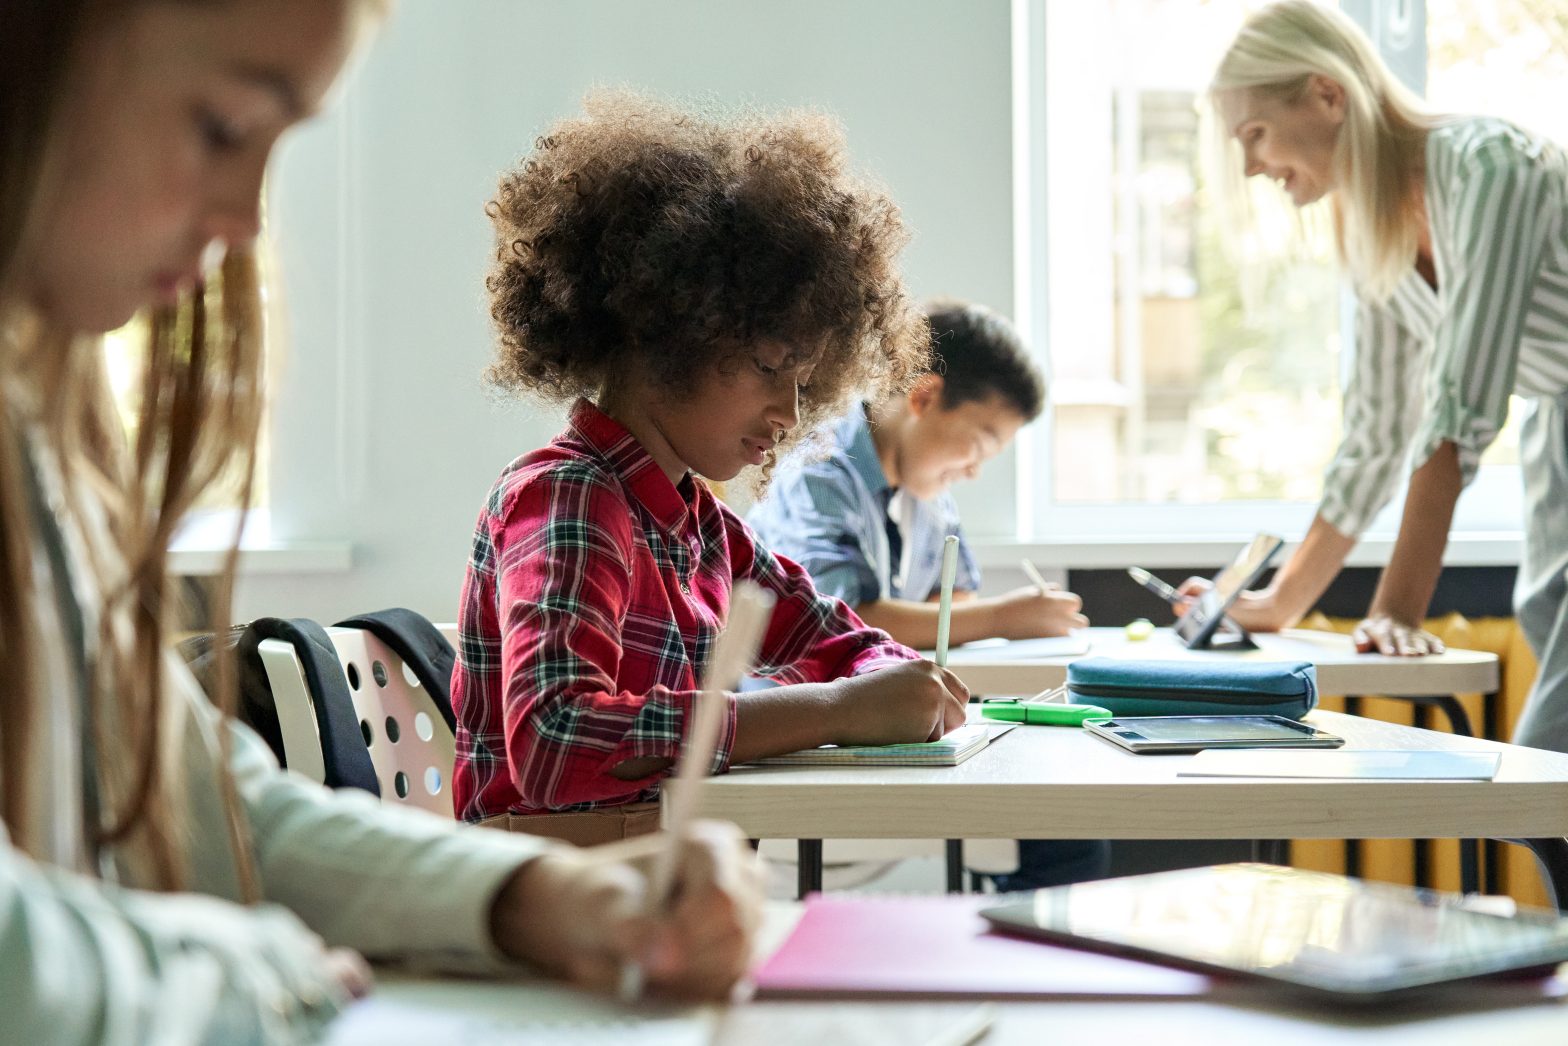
618;580;775;1003
934;534;960;669
1127;566;1190;607
1020;558;1054;595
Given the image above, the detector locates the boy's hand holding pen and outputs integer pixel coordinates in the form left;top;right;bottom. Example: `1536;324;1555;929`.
1005;557;1089;635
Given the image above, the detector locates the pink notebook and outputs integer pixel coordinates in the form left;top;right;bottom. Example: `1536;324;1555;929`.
752;894;1214;999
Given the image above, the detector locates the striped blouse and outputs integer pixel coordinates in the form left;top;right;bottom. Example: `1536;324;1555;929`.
1320;117;1568;537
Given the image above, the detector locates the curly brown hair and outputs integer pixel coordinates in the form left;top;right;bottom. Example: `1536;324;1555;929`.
484;90;928;452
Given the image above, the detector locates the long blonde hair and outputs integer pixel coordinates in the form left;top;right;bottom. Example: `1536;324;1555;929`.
1211;0;1435;301
1;0;264;895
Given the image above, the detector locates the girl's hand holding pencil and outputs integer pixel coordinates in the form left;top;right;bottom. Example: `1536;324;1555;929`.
487;821;764;1001
488;582;774;1001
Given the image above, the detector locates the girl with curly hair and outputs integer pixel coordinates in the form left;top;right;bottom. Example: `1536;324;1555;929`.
453;91;968;827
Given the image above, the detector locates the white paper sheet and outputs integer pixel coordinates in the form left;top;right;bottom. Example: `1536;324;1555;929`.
1177;749;1501;780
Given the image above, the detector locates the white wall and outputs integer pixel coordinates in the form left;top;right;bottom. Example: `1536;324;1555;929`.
237;0;1018;624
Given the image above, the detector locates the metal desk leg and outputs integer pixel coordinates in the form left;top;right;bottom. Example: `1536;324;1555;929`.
1392;694;1481;895
945;839;965;893
1251;840;1290;865
1507;838;1568;914
1459;839;1480;896
797;839;823;899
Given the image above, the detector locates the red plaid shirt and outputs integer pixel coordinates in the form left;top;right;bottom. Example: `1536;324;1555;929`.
451;399;916;821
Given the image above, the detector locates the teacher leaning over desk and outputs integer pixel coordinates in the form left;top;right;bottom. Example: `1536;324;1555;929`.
1180;1;1568;753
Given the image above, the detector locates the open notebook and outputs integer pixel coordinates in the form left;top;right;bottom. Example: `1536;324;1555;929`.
746;724;989;767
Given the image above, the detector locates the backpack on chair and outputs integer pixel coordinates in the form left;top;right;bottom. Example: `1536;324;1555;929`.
180;608;457;801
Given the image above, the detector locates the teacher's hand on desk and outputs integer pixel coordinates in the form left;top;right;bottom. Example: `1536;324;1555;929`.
1352;613;1445;656
488;821;764;1000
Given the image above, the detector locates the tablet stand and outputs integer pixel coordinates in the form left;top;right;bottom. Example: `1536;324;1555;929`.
1197;615;1259;651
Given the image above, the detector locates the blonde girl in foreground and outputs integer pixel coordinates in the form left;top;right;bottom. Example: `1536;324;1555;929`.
0;2;760;1041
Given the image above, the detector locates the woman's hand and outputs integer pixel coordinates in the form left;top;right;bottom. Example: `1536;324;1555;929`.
1352;613;1445;656
1173;579;1298;633
489;821;764;1000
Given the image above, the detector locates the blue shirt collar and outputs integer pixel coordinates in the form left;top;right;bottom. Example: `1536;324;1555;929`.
834;402;893;503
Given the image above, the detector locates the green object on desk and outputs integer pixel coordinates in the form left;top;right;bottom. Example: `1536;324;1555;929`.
981;700;1111;726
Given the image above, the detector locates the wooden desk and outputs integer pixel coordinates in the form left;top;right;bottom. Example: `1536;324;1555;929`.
942;627;1499;703
692;711;1568;910
328;905;1568;1044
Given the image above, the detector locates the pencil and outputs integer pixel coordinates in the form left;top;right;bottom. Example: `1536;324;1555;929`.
934;534;960;669
1020;558;1051;595
618;580;775;1002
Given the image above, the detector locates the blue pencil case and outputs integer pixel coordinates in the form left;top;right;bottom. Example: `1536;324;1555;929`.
1064;658;1318;719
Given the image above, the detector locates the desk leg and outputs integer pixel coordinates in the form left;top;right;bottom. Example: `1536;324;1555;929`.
1251;840;1289;865
1343;698;1364;879
945;840;964;893
1388;694;1482;895
1507;838;1568;914
1482;691;1501;894
797;839;822;899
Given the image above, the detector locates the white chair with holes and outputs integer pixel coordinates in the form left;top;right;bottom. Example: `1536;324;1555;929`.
257;626;456;817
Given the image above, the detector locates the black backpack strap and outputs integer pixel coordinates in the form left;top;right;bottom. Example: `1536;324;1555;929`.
334;608;457;733
248;617;381;796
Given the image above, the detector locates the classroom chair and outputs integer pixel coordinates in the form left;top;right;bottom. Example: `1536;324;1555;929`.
257;616;457;818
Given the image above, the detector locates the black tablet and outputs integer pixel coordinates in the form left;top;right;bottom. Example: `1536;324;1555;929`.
1173;533;1284;650
1082;714;1344;754
981;864;1568;1002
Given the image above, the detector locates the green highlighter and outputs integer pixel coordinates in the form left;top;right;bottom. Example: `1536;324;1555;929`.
981;699;1112;726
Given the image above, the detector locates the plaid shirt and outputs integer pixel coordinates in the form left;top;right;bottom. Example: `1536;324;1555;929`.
451;399;916;820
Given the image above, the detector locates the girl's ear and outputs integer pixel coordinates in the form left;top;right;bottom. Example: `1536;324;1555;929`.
907;373;945;418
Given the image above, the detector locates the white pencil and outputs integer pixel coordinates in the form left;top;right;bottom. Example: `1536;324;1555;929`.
618;580;775;1002
934;534;960;669
1020;558;1052;595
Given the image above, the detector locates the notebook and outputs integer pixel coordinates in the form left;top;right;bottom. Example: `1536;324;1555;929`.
325;1001;709;1045
752;893;1212;999
1177;749;1502;780
924;633;1092;661
747;724;989;767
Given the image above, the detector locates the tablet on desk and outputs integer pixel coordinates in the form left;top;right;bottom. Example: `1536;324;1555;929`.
981;863;1568;1002
1083;714;1343;754
1170;532;1283;651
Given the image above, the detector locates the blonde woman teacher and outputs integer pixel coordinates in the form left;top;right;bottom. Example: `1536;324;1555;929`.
1187;1;1568;753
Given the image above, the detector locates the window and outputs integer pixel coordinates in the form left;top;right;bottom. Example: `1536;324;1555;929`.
102;244;274;517
1014;0;1548;542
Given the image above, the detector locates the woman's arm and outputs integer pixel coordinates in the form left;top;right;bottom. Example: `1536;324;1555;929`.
1355;440;1461;654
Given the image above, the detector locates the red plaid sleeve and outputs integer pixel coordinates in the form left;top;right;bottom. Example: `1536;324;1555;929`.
491;463;737;811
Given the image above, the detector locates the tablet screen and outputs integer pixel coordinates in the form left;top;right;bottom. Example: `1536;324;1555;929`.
1174;533;1283;648
982;864;1568;999
1096;715;1325;743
